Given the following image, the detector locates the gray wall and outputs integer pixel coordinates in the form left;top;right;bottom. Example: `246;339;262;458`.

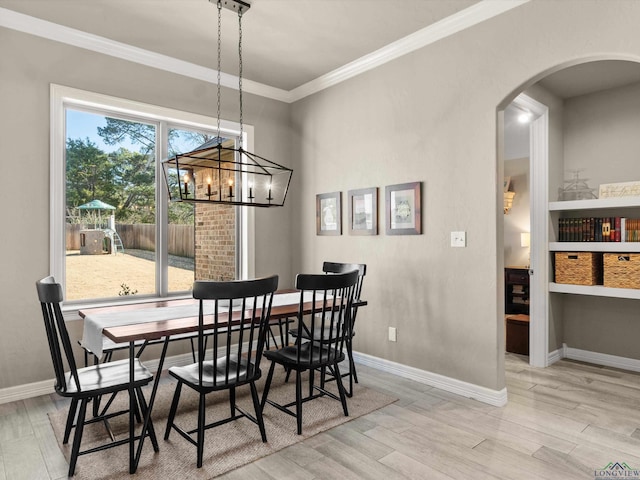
564;81;640;186
561;81;640;358
290;0;640;390
504;157;530;268
0;28;293;389
4;0;640;393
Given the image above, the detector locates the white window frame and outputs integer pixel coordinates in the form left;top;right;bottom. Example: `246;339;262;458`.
50;84;255;308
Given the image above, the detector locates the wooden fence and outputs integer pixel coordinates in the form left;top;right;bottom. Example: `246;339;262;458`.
66;223;194;258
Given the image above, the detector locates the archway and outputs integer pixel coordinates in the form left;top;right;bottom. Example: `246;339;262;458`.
498;58;640;371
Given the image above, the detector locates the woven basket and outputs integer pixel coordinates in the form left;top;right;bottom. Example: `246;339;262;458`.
603;253;640;289
554;252;602;286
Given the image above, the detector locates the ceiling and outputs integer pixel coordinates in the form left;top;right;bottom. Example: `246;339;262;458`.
0;0;481;92
505;60;640;160
538;60;640;99
3;3;640;105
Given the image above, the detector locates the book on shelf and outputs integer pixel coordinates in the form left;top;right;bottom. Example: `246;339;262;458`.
627;218;640;242
558;217;640;242
603;218;611;241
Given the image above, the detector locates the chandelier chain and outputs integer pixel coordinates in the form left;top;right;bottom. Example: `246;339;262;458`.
161;0;292;208
216;1;222;141
238;7;244;148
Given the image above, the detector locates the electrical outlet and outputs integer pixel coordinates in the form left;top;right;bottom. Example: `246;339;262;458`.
388;327;397;342
451;231;466;247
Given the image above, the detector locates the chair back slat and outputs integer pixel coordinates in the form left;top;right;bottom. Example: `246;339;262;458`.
322;262;366;338
233;298;245;384
36;276;81;393
192;275;278;388
244;297;256;371
40;303;66;389
322;262;366;300
294;270;359;367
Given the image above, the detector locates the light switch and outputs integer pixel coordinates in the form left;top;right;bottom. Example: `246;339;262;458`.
451;231;466;247
388;327;397;342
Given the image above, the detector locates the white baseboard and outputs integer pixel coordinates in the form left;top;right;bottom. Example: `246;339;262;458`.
0;379;56;405
0;352;196;405
352;351;508;407
5;348;521;408
12;346;634;407
561;344;640;373
547;348;563;365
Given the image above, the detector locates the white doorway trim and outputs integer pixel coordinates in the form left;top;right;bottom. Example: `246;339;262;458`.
511;93;549;367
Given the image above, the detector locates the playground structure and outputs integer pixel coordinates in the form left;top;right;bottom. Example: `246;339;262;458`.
75;200;125;255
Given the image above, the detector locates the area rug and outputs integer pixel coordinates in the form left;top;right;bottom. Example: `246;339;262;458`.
48;367;396;479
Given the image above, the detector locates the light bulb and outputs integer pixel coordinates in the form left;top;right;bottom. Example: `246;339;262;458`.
517;111;533;124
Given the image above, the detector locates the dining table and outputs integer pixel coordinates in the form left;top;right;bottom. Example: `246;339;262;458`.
78;290;367;473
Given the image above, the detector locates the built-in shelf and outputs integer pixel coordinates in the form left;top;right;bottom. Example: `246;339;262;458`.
549;197;640;211
549;282;640;299
549;197;640;300
549;242;640;252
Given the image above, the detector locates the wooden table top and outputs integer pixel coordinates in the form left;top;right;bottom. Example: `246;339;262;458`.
79;290;366;344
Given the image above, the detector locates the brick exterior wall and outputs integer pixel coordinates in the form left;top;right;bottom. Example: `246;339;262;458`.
194;169;236;281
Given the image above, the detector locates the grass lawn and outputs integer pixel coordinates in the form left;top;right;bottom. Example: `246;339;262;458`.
65;249;194;301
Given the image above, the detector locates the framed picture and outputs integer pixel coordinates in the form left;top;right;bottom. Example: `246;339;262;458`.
348;187;378;235
385;182;422;235
316;191;342;235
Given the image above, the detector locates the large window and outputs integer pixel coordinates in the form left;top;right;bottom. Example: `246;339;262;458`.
52;85;254;305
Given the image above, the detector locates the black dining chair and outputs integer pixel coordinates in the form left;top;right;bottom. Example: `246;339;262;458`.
319;262;366;396
163;275;279;468
287;262;366;396
261;270;359;435
36;276;158;477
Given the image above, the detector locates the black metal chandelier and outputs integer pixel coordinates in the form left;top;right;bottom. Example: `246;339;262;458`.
162;0;293;207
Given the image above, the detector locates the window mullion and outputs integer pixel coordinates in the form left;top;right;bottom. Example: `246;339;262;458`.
157;121;169;297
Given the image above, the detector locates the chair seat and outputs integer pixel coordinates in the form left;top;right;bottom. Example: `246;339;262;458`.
168;357;260;391
60;358;153;396
289;326;354;341
264;342;344;369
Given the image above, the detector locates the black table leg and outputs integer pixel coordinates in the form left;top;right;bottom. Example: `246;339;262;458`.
133;336;170;471
129;341;135;473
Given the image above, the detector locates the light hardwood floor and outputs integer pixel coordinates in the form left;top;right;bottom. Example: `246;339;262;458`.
3;353;640;479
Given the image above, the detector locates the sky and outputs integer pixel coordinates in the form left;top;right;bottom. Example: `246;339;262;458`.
66;109;141;153
66;108;206;155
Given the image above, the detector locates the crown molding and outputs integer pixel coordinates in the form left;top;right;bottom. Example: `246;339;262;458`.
0;7;291;103
288;0;529;101
0;0;528;104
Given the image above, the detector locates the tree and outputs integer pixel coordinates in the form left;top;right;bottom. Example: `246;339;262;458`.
98;118;158;154
110;148;156;223
96;119;163;223
92;118;221;224
66;138;118;211
97;117;218;156
174;131;218;156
